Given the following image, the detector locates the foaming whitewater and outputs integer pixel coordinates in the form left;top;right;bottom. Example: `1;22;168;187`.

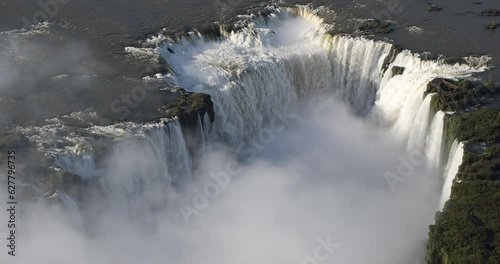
439;140;465;211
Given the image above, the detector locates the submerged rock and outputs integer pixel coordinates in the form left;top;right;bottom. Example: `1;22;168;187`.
481;9;500;16
357;19;393;34
428;4;442;12
407;25;424;35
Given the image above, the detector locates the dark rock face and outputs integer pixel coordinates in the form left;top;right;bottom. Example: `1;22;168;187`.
166;91;215;131
382;45;402;73
391;66;405;76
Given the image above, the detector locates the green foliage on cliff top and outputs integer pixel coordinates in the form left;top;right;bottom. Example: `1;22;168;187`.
427;103;500;263
426;79;491;113
446;108;500;144
427;181;500;264
458;148;500;181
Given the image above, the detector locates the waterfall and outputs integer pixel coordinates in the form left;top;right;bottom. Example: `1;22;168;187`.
52;119;192;187
439;140;464;211
425;111;445;170
98;134;176;219
58;191;84;230
407;94;433;151
151;10;489;222
16;6;494;264
54;145;96;180
197;114;207;156
318;35;393;115
373;50;484;140
98;120;190;202
202;112;213;144
144;120;193;185
160;9;392;145
158;6;487;149
47;6;487;211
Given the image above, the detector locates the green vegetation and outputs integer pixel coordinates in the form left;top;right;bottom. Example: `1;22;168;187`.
427;181;500;263
458;149;500;181
425;78;492;113
426;83;500;263
461;109;500;143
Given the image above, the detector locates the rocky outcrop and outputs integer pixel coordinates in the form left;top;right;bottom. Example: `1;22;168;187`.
381;45;402;73
391;66;405;76
164;90;215;158
165;90;215;131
